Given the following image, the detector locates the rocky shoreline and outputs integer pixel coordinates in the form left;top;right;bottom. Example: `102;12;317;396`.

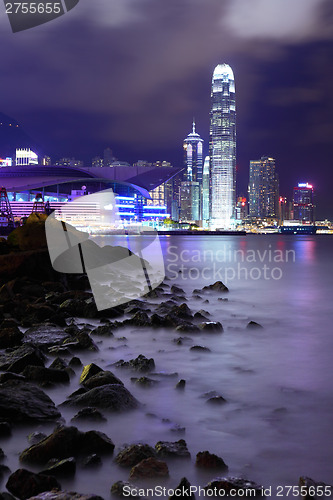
0;220;331;499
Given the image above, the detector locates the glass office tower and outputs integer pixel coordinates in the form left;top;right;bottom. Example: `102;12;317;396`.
209;64;236;229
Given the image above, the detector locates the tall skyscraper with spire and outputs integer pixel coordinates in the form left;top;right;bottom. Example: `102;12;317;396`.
180;119;204;222
209;64;236;228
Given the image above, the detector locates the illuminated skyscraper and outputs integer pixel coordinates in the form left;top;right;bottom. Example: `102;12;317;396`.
293;183;314;222
180;120;204;222
249;156;279;218
209;64;236;228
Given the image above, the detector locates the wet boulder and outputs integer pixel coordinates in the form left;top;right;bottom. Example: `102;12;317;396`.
0;325;23;348
115;444;156;467
19;426;114;464
202;281;229;293
196;451;228;470
247;321;263;329
198;321;223;333
155;439;190;458
83;371;124;389
190;345;211;352
111;481;141;498
130;376;158;388
204;477;263;496
21;365;70;385
79;363;103;384
23;325;69;348
0;380;61;423
115;354;155;373
129;457;169;479
26;492;104;500
299;476;332;499
0;344;45;373
63;384;139;411
71;407;107;422
40;457;76;477
5;468;60;500
169;478;196;499
90;324;114;337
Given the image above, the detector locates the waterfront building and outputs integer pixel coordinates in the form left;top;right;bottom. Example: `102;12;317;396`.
293;183;314;223
15;148;38;166
209;63;236;229
249;156;279;218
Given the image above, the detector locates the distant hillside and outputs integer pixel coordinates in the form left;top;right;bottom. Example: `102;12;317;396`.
0;112;41;158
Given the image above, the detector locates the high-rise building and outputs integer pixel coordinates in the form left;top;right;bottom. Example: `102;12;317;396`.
209;64;236;229
180;120;204;222
248;156;279;218
293;183;314;222
202;156;210;225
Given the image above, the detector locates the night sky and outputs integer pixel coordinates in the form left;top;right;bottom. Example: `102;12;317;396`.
1;0;333;218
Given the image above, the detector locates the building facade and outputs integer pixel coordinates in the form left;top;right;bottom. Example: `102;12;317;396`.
293;183;314;222
249;156;279;218
180;120;203;222
209;64;236;229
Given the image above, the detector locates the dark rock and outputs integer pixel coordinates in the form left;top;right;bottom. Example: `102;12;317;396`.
81;454;102;468
247;321;263;329
193;312;209;321
28;432;48;445
23;325;69;348
126;311;150;327
0;344;45;373
0;372;26;383
0;492;15;500
205;477;263;496
71;408;107;422
0;421;12;437
198;321;223;332
24;304;55;323
190;345;211;352
129;457;169;479
26;492;104;500
196;451;228;470
207;396;227;405
155;439;190;458
83;371;123;389
22;365;70;385
115;354;155;373
0;448;4;460
90;325;114;337
79;363;103;384
69;357;82;367
115;444;156;467
64;330;98;351
41;457;76;477
175;379;186;390
0;464;11;479
5;468;60;500
0;381;61;422
175;323;200;333
150;314;170;328
170;303;193;320
130;376;158;387
0;326;23;348
169;478;195;499
202;281;228;293
111;481;139;498
170;285;185;295
20;426;114;464
63;384;139;411
299;476;333;499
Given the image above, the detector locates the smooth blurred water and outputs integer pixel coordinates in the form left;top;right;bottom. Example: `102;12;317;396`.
1;234;333;498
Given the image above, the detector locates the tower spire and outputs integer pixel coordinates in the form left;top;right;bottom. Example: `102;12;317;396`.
192;118;196;134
